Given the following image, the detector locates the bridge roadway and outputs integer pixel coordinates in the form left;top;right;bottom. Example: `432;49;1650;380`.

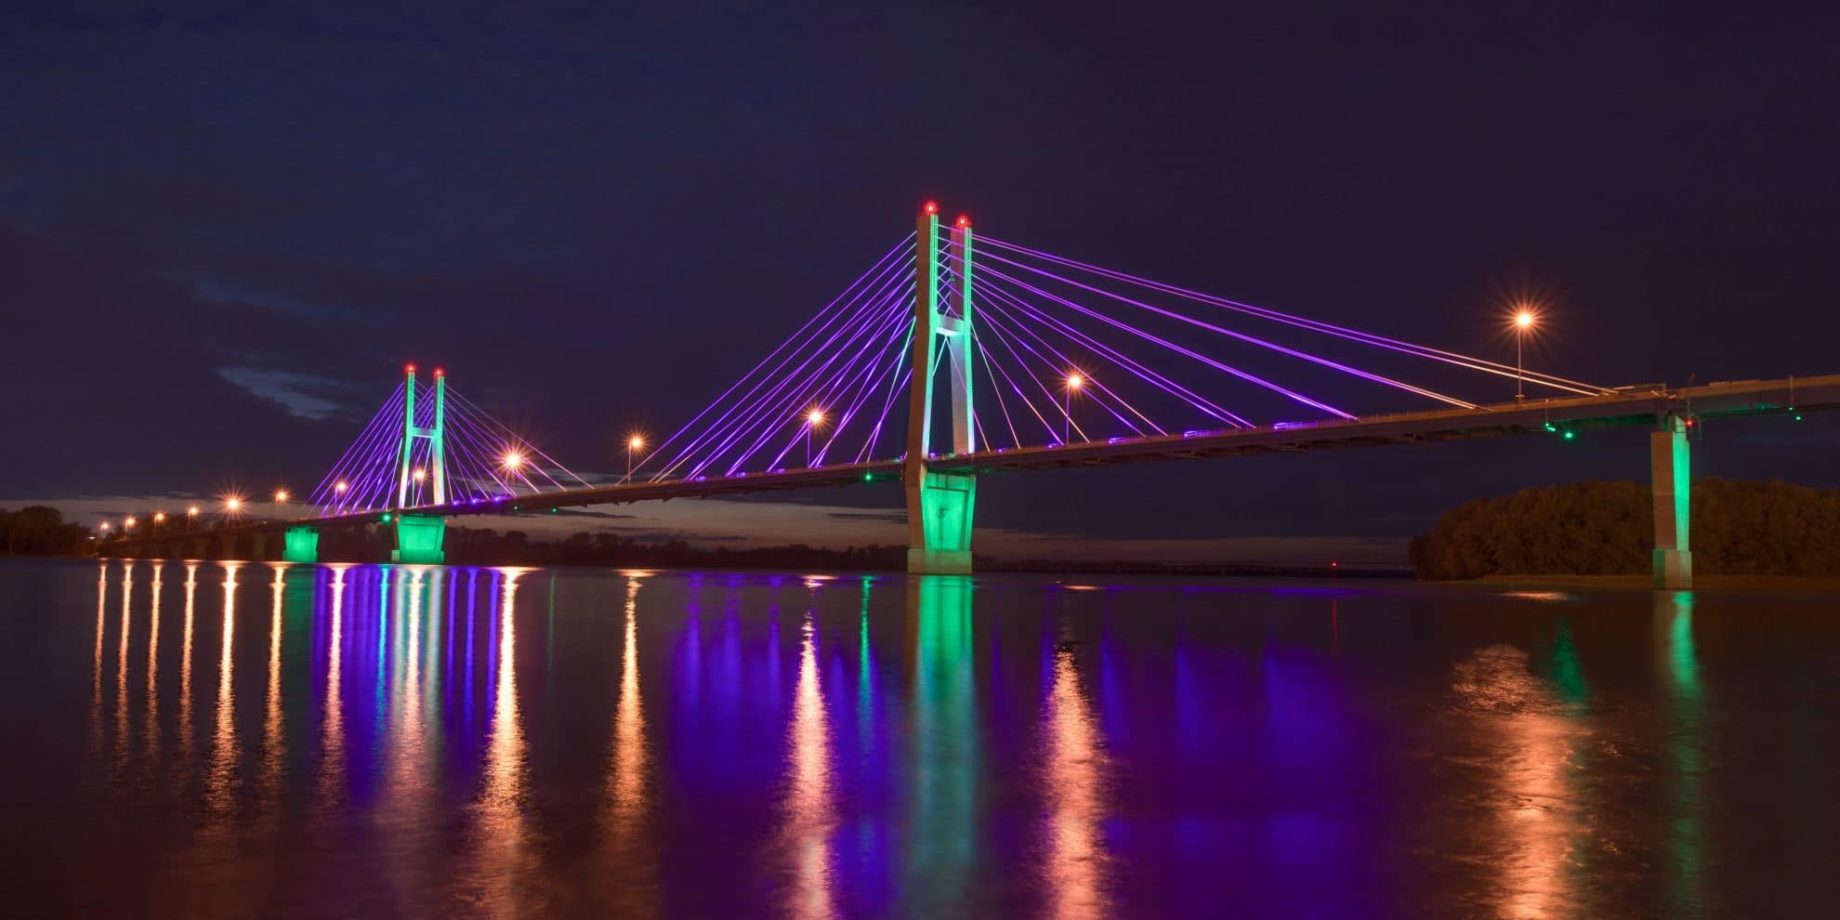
111;374;1840;545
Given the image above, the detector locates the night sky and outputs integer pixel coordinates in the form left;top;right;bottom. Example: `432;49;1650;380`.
5;3;1838;562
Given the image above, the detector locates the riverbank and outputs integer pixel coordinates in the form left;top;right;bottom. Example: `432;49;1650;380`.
1451;573;1840;593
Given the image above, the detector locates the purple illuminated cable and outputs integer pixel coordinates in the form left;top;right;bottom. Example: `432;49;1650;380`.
979;265;1357;420
688;291;909;478
949;345;995;451
977;302;1148;437
970;319;1062;444
840;314;916;463
969;327;1023;449
979;235;1607;397
861;363;913;462
806;300;914;464
310;388;399;505
858;319;919;462
680;295;901;478
653;258;912;480
813;306;915;465
977;294;1161;436
643;240;910;479
976;305;1086;442
640;236;914;476
446;390;591;487
736;298;911;474
977;292;1165;435
975;278;1253;429
309;385;404;511
329;393;412;514
982;262;1460;414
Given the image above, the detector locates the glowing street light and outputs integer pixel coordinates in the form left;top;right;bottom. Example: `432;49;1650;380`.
224;496;244;516
275;488;289;504
187;505;199;533
625;434;645;483
1063;372;1085;443
1511;307;1539;401
99;521;111;534
412;468;426;483
153;511;167;533
124;516;137;532
502;449;526;472
805;408;827;467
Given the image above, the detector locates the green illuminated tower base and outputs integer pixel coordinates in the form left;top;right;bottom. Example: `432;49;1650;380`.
392;514;446;564
282;526;320;563
907;470;975;575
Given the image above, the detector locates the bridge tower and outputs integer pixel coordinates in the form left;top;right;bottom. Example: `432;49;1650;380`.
905;204;977;575
391;364;447;564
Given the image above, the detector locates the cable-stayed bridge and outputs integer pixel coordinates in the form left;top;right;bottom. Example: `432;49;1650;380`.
104;204;1840;589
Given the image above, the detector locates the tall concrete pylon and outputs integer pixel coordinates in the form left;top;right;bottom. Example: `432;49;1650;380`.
905;204;977;575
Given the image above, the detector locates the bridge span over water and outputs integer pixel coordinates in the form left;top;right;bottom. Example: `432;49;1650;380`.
103;206;1838;589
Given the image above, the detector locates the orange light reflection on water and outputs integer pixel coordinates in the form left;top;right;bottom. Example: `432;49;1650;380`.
1042;646;1109;918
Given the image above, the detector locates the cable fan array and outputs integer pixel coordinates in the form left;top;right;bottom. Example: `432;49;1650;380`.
633;236;922;483
958;233;1612;449
306;380;590;516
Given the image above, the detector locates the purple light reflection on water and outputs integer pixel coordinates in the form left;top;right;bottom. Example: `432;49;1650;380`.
14;563;1835;915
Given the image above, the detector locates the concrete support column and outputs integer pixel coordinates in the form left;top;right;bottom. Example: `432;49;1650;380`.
283;526;319;563
220;534;238;560
1651;414;1693;590
190;538;208;560
907;470;976;575
250;532;269;561
393;514;446;564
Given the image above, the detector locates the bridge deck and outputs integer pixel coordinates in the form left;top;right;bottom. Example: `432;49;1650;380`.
111;374;1839;544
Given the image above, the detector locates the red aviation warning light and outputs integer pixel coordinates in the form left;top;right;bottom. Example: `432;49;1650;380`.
923;201;938;215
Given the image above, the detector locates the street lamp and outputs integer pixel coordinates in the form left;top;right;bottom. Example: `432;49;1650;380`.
502;449;525;472
187;505;200;532
626;434;645;483
274;488;289;522
1512;308;1538;401
153;511;167;533
124;515;137;532
224;496;243;518
805;408;826;467
1063;372;1085;443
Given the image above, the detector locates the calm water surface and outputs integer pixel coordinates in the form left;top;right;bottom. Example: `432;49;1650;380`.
3;557;1837;917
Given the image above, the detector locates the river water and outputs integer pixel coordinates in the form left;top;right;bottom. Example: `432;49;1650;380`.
2;557;1836;917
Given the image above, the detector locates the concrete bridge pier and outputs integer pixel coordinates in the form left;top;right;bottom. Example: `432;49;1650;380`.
1652;414;1693;590
250;532;269;561
190;538;208;560
283;526;319;563
907;471;975;575
220;533;238;560
392;514;445;564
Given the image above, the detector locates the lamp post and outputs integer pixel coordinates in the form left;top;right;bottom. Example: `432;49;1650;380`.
1513;308;1537;401
626;434;645;483
1063;372;1084;443
153;511;167;534
274;488;289;522
805;409;826;467
187;505;200;533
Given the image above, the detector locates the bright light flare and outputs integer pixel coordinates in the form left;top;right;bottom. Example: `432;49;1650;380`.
412;468;426;483
334;481;348;494
224;496;244;513
99;522;111;532
187;506;200;516
1066;372;1085;391
274;488;289;504
806;408;827;427
627;434;645;451
502;450;526;471
153;511;167;523
124;516;137;529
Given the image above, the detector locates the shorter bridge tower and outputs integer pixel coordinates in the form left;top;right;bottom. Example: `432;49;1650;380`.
392;363;448;564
